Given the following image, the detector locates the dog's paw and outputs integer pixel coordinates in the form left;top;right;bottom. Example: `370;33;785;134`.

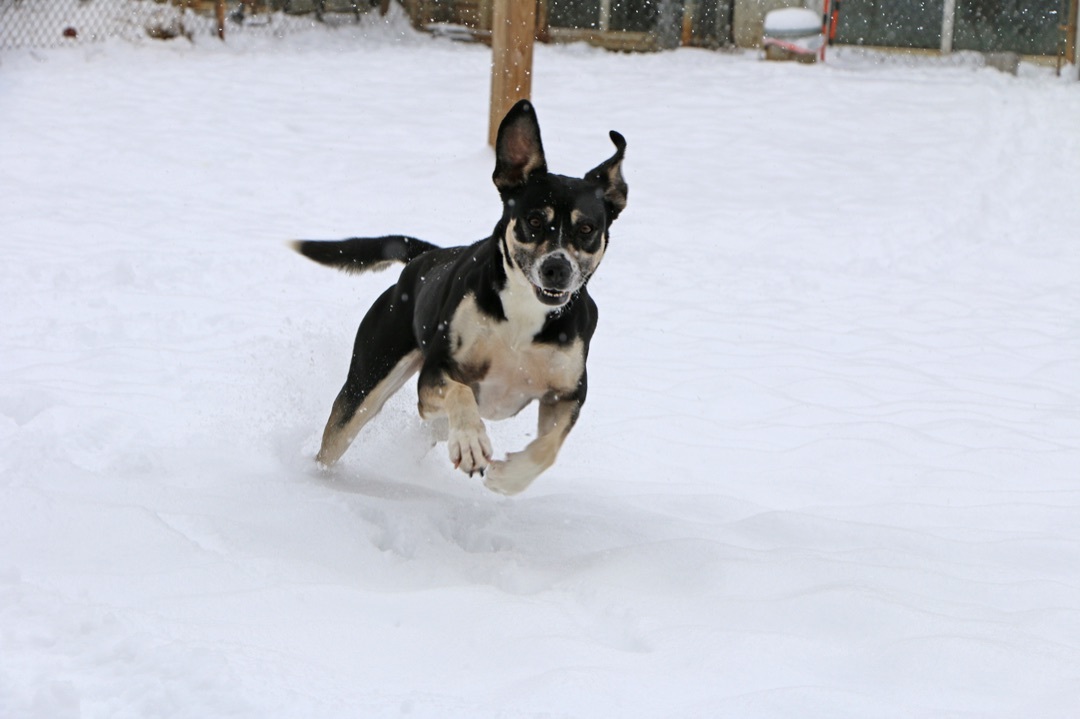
484;452;542;496
448;422;492;477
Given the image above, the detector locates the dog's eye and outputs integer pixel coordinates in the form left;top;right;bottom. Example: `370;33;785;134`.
578;224;594;236
528;216;544;229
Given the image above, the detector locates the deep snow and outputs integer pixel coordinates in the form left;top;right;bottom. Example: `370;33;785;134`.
2;11;1080;718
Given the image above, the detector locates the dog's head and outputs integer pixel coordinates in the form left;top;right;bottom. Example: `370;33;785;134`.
493;100;627;308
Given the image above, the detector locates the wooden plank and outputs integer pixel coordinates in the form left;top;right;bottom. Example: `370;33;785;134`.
488;0;536;147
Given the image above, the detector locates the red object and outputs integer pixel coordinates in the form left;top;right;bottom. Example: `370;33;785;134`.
62;27;78;39
819;0;841;61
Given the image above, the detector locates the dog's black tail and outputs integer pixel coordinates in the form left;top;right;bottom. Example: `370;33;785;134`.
291;235;439;275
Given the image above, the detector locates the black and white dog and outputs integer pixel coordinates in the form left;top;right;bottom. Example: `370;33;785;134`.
293;101;627;495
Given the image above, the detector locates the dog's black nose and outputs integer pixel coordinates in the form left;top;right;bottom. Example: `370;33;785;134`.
539;256;573;289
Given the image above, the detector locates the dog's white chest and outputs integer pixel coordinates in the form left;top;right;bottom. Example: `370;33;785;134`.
474;342;581;420
451;293;583;421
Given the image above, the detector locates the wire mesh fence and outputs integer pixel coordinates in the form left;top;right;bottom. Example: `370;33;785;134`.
0;0;201;48
0;0;381;49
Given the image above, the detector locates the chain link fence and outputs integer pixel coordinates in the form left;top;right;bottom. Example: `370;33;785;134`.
0;0;382;49
1;0;203;48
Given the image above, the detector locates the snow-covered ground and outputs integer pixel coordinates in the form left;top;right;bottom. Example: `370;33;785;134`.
2;12;1079;718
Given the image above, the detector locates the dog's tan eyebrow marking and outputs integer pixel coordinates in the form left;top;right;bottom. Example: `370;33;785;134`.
524;207;554;225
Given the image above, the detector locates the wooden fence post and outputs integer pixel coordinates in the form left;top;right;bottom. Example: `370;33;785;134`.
215;0;226;40
488;0;537;147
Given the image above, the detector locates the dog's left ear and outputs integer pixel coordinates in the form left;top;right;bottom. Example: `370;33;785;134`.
493;100;548;196
585;131;628;221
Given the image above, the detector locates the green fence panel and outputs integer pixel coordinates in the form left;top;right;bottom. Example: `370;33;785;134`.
549;0;602;29
610;0;657;32
691;0;734;46
835;0;946;49
952;0;1061;55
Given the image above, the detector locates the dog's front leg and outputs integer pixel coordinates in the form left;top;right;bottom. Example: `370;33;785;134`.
418;372;492;477
485;396;581;496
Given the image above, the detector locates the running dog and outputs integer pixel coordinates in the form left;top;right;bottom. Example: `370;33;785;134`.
293;100;627;495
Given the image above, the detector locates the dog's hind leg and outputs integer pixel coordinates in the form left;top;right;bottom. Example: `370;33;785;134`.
316;287;421;467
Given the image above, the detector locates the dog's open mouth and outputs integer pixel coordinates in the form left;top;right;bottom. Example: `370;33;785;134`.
533;283;572;306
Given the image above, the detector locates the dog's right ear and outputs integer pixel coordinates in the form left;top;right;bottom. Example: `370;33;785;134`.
493;100;548;195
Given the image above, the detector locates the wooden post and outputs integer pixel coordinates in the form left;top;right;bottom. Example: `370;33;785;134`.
488;0;537;147
536;0;551;43
215;0;226;40
682;1;696;46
